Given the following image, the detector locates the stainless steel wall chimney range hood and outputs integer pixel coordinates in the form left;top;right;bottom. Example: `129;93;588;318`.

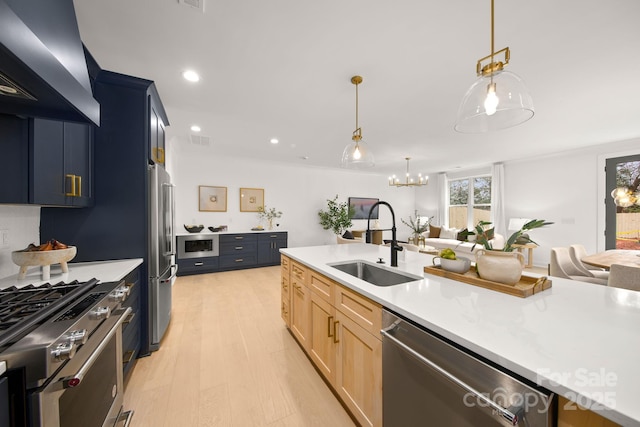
0;0;100;125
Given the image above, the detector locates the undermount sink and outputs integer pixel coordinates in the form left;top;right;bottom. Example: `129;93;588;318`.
328;260;422;286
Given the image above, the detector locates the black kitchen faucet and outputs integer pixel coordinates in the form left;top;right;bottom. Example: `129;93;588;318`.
366;201;403;267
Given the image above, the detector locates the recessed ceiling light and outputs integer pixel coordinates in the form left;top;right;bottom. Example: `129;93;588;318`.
190;125;201;132
270;138;279;144
182;70;200;82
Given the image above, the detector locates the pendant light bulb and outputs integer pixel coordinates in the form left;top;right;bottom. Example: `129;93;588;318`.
353;144;362;160
484;82;499;115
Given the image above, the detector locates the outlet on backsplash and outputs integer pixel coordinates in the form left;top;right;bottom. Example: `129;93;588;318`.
1;229;9;248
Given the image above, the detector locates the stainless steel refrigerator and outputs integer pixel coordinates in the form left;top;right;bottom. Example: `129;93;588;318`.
148;164;177;351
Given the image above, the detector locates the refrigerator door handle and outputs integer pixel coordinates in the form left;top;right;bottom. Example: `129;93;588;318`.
163;182;176;257
159;264;178;284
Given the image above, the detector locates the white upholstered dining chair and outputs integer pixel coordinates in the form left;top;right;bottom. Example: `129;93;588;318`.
549;247;608;285
568;244;609;280
607;264;640;291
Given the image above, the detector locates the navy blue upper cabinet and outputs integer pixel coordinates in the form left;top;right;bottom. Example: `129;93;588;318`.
0;114;92;206
30;118;93;206
149;95;166;166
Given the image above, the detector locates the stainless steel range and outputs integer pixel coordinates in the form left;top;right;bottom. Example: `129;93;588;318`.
0;279;134;427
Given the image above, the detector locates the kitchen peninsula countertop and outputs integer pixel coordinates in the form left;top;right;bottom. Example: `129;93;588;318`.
281;244;640;426
0;258;143;289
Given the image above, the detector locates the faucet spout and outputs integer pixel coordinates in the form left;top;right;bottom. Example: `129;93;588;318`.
366;201;402;267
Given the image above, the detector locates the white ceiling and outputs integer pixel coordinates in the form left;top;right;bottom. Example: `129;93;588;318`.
73;0;640;176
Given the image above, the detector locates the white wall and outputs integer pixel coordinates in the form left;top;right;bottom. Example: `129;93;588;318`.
172;147;417;248
0;205;41;278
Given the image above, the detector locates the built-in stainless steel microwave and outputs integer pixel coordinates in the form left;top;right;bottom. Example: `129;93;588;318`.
177;234;220;259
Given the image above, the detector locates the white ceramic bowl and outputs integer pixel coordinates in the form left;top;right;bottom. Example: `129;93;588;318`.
432;256;472;274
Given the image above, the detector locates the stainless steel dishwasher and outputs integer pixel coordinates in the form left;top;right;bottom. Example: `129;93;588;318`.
381;309;555;426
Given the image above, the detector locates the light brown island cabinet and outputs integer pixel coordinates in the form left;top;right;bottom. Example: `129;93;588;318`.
557;396;621;427
289;260;311;350
281;256;382;427
280;255;291;326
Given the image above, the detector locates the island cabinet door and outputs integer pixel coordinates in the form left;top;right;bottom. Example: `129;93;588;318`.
309;293;336;383
289;262;310;349
280;273;290;327
335;311;382;427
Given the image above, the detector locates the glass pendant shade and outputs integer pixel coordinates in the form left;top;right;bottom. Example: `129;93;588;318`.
341;140;375;168
455;70;534;133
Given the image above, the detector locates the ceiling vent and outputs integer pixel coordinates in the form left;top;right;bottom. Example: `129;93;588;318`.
190;134;211;146
178;0;205;12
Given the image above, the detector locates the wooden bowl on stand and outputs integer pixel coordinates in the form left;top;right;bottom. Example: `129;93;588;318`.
11;246;77;280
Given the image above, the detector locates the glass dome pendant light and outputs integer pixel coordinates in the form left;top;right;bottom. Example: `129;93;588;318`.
342;75;374;168
454;0;534;133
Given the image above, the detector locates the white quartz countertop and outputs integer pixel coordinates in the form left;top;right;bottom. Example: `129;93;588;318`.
0;259;143;289
176;229;287;237
281;244;640;426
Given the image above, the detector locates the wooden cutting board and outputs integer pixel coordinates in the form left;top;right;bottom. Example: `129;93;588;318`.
424;265;551;298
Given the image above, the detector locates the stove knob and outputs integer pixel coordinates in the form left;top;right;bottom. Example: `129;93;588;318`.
89;306;111;320
109;290;127;302
68;329;88;345
51;342;76;361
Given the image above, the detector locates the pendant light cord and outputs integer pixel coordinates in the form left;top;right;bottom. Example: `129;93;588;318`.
489;0;495;83
355;81;359;132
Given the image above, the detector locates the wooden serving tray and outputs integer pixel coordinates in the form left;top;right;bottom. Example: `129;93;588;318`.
424;265;552;298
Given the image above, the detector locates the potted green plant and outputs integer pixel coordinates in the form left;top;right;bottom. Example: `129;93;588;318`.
401;211;433;244
318;195;354;236
471;219;553;285
257;205;282;230
472;219;553;252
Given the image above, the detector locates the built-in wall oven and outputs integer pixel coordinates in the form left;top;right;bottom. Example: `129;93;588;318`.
177;234;219;259
381;309;555;427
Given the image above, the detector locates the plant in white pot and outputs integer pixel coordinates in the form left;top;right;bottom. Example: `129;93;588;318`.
257;205;282;230
471;219;553;285
318;195;354;237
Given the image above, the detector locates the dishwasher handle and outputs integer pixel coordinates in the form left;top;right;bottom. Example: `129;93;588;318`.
381;325;523;426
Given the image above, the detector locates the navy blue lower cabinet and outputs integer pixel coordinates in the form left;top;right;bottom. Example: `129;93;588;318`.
177;256;220;276
121;267;141;385
175;232;287;275
257;232;288;266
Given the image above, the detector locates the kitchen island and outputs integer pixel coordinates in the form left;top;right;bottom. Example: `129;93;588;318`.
281;244;640;426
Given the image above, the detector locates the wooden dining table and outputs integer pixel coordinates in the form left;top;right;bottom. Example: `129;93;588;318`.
581;249;640;269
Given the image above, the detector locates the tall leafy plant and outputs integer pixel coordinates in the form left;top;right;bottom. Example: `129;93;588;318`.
318;195;354;235
473;219;553;252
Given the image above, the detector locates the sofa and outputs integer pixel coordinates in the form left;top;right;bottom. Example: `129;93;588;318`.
422;224;504;257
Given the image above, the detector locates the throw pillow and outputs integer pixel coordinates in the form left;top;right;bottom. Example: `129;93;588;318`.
485;228;495;240
456;228;471;242
439;226;459;240
429;224;441;238
342;230;354;239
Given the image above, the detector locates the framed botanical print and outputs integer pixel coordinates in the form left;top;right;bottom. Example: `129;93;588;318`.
239;187;264;212
199;186;227;212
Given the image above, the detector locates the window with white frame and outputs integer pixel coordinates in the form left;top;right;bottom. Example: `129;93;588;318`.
448;175;492;230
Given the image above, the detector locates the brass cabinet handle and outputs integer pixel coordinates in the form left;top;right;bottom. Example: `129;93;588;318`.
75;175;82;197
333;321;340;343
65;174;76;196
235;236;244;240
328;316;334;338
235;246;243;250
235;258;244;262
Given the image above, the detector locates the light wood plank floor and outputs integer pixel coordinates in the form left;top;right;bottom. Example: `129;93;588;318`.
124;266;356;427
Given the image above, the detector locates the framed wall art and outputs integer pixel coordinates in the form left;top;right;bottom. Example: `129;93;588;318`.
240;187;264;212
199;186;227;212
